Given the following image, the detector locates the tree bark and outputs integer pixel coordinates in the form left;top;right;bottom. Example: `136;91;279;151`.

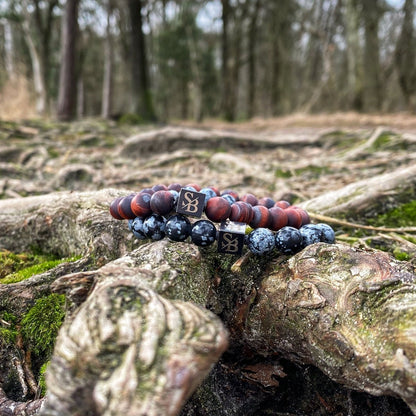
0;175;414;414
345;0;363;110
221;0;233;121
101;0;114;119
247;0;261;119
57;0;80;121
127;0;156;121
395;0;416;112
362;0;382;112
21;1;47;116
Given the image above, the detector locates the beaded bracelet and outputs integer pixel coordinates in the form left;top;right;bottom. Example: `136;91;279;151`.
109;183;311;231
110;183;335;256
127;212;335;256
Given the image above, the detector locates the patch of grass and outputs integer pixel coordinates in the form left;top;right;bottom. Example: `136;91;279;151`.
21;293;66;357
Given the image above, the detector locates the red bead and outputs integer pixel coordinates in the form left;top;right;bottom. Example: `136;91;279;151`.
258;197;275;208
269;207;288;231
118;194;137;219
205;197;231;222
109;197;124;220
208;186;220;196
168;183;182;192
291;207;310;225
285;208;303;228
221;189;239;201
274;200;291;209
241;193;258;206
140;188;155;195
131;192;152;217
150;190;174;215
185;183;201;191
249;205;271;228
229;201;253;223
152;184;168;191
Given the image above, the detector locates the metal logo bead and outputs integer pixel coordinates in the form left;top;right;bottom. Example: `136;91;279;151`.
217;220;246;255
176;189;205;218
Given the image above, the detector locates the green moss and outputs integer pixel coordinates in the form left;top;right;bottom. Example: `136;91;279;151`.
38;361;50;396
0;327;18;346
294;165;330;178
275;167;292;178
117;113;144;125
368;200;416;228
1;254;81;284
393;248;410;261
21;294;66;357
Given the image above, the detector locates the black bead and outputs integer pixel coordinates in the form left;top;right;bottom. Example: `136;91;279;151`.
143;214;166;240
165;214;192;242
191;220;217;247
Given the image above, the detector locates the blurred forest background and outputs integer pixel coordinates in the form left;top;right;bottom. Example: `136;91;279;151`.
0;0;415;122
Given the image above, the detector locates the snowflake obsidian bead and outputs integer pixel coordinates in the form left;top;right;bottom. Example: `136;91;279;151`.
129;217;146;240
299;224;322;247
165;214;192;242
315;223;335;243
275;226;303;254
246;228;275;255
191;220;217;246
143;214;166;240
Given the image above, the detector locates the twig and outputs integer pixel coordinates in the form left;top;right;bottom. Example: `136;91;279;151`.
309;212;416;233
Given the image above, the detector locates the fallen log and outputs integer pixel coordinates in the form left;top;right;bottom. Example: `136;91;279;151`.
0;189;415;415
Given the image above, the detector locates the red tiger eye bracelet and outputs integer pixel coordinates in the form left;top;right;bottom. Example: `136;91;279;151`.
109;183;311;231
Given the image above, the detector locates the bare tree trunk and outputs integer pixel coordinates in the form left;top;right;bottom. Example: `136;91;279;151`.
345;0;363;110
247;0;261;119
33;0;59;114
362;0;382;112
21;1;47;115
1;18;14;79
127;0;156;121
395;0;416;112
101;0;114;119
57;0;80;121
221;0;233;121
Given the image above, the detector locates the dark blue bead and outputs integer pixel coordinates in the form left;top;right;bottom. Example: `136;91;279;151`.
315;223;335;243
200;188;217;205
169;190;180;207
275;226;303;254
183;186;197;192
299;224;322;247
191;220;217;246
130;217;146;240
143;214;166;240
165;214;191;242
222;194;236;204
246;228;275;255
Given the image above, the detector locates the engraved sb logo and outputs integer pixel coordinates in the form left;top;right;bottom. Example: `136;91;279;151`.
220;233;240;253
176;189;205;217
181;191;200;213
